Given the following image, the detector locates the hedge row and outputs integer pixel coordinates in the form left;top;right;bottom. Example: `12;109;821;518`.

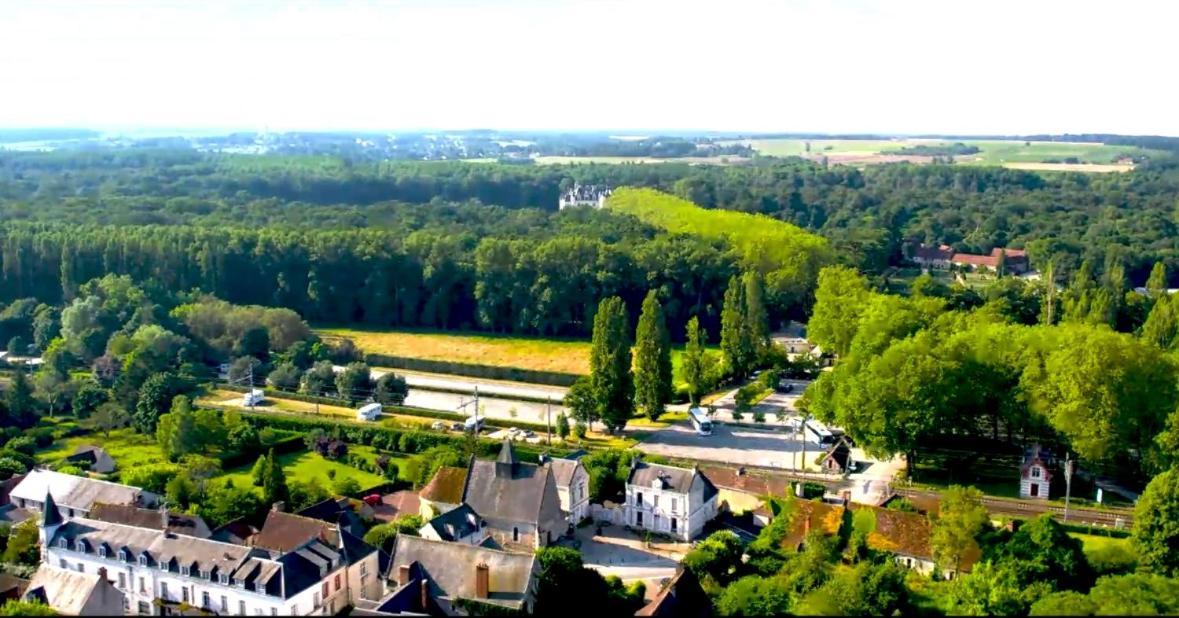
236;411;572;464
219;435;304;470
365;353;581;387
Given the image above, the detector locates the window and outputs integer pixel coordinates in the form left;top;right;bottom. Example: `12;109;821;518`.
59;559;67;569
139;555;148;567
202;591;210;609
313;593;321;609
671;518;677;533
118;573;126;589
513;527;519;542
139;577;145;594
123;597;130;611
119;549;127;562
159;560;168;571
76;563;84;573
220;596;227;613
219;574;229;585
201;570;208;580
239;600;246;616
654;495;660;508
99;546;108;558
161;582;169;599
636;492;643;506
271;610;278;617
1031;466;1041;479
138;602;150;615
334;574;341;591
671;498;677;513
322;581;329;598
359;562;368;577
181;566;190;577
58;539;68;549
636;512;643;527
74;540;85;553
182;587;189;603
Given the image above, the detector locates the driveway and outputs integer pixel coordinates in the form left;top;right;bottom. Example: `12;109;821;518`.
571;524;680;584
708;379;811;427
636;422;826;471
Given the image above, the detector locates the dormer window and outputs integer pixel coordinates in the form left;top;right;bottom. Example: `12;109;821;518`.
118;549;128;562
201;570;209;580
219;574;229;585
58;538;68;549
159;560;169;571
73;540;85;552
1031;466;1042;479
181;566;190;577
98;546;108;558
139;555;148;567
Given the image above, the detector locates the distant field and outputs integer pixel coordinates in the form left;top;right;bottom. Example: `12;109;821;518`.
532;155;751;166
319;327;704;388
733;138;1156;171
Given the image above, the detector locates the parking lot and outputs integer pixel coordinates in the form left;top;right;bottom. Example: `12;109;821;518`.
636;422;827;470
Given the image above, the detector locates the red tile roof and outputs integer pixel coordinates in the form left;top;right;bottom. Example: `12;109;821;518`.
372;490;421;523
700;466;792;498
951;253;1000;268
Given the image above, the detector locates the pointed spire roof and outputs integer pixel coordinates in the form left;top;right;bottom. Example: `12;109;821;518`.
496;439;517;465
42;491;63;527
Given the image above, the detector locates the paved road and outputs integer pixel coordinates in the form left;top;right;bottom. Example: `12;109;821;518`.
335;365;568;403
637;422;828;470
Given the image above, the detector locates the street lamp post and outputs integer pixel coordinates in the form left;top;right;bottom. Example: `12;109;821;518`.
1064;453;1074;522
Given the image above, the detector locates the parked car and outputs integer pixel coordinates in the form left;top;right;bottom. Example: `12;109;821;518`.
431;420;447;431
775;381;794;393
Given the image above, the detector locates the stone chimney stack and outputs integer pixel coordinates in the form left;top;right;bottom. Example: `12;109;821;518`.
475;562;489;599
272;501;285;513
419;579;429;611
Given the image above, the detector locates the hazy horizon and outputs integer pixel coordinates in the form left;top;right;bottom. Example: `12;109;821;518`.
3;0;1177;136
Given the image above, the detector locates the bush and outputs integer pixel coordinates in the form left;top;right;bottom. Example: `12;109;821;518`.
119;463;180;495
3;437;35;456
333;476;361;496
0;457;27;480
26;427;55;448
365;353;579;387
752;411;766;423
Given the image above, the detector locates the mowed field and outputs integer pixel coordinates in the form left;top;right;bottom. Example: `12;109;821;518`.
731;138;1155;171
318;327;702;386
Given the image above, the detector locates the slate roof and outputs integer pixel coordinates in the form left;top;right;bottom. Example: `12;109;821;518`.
24;565;112;615
386;535;536;611
66;445;116;474
420;467;467;505
209;518;257;545
628;461;719;502
462;444;561;528
421;504;482;542
636;568;711;617
11;469;157;513
88;503;210;538
548;458;582;488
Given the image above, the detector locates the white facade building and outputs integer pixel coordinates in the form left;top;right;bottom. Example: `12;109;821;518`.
546;457;589;526
557;184;612;210
11;469;160;519
37;493;382;616
623;460;718;541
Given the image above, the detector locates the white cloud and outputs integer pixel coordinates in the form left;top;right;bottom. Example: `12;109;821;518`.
0;0;1175;134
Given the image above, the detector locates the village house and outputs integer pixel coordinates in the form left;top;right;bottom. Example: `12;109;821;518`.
544;455;590;526
458;440;565;549
636;567;711;618
557;184;612;210
363;535;539;616
908;243;1030;275
1020;444;1055;500
909;243;955;269
418;504;485;546
821;436;854;475
11;468;160;519
700;466;791;516
38;492;384;616
66;445;117;475
418;466;467;519
88;503;212;539
23;564;126;616
624;459;719;541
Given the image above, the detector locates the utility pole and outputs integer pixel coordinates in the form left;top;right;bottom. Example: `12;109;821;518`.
546;396;552;445
457;385;480;431
1064;452;1074;522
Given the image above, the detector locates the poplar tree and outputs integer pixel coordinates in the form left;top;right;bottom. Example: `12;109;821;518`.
589;297;634;432
682;316;709;405
634;291;672;421
743;271;770;359
262;448;289;507
720;275;753;378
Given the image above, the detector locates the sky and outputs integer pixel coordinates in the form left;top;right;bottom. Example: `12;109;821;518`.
1;0;1177;135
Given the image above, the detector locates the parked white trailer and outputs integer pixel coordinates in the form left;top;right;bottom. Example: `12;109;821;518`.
357;402;382;422
242;389;265;407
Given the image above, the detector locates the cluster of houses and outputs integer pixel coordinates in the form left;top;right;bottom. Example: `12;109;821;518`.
908;243;1030;275
2;435;1014;616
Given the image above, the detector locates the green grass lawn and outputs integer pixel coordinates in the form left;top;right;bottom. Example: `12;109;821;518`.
1069;532;1131;554
36;428;168;471
214;445;391;492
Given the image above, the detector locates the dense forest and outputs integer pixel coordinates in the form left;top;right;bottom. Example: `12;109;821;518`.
2;149;1179;338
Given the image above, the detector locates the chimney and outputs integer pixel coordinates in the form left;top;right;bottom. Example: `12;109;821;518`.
271;501;285;513
474;563;489;599
736;467;746;476
397;565;411;587
419;579;429;611
803;516;811;536
97;567;108;581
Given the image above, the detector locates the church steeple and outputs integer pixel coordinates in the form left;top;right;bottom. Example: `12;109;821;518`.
495;439;517;478
42;492;63;528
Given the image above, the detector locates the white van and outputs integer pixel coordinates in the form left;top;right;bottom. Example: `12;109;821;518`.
357;402;382;422
242;389;265;407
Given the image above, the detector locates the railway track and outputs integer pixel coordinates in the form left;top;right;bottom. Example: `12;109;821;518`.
896;488;1134;528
